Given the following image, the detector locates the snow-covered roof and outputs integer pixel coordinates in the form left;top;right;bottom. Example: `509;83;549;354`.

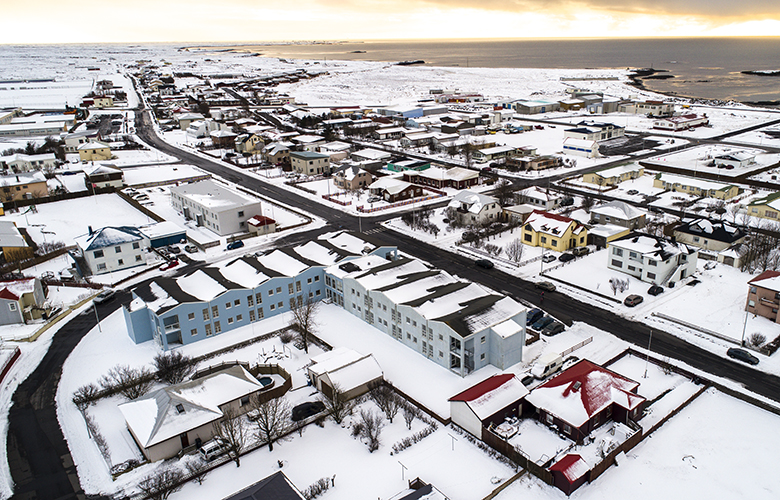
368;177;413;195
654;173;734;192
291;134;324;144
448;191;497;214
563;137;598;149
526;360;645;428
590;163;643;179
257;249;310;277
85;164;122;176
524;211;583;237
610;232;695;262
591;201;645;221
74;226;146;251
169;179;260;211
178;269;227;302
0;171;46;186
674;218;745;244
748;191;780;212
138;221;185;240
323;355;383;394
0;221;29;248
0;278;37;301
521;186;562;203
118;365;265;448
550;454;590;483
77;141;110;150
749;270;780;293
352;148;391;161
449;374;529;421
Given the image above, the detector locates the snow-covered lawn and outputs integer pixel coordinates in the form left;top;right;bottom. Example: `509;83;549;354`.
121;164;208;186
642;144;779;179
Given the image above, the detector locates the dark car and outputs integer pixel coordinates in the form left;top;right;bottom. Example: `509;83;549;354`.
535;281;556;292
726;348;759;365
226;240;245;250
291;401;326;421
558;253;575;263
93;289;116;304
531;315;554;331
521;374;535;386
647;285;664;296
526;308;544;326
541;254;556;263
624;294;644;307
542;321;565;336
167;245;181;254
627;189;639;195
475;259;494;269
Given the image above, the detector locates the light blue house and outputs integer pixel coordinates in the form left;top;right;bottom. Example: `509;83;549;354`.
124;232;397;350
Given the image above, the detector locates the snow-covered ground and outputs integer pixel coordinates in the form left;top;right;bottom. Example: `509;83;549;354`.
642;144;779;179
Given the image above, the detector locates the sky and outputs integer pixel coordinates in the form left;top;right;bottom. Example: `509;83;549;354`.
2;0;780;43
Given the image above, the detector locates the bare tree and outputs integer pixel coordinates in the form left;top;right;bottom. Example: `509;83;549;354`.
319;383;355;424
495;179;517;208
212;405;247;467
184;458;211;485
137;468;184;500
250;395;293;452
748;332;767;348
505;238;525;263
153;351;195;385
369;381;402;423
72;383;100;411
359;409;384;453
402;403;420;430
99;364;155;400
290;295;320;354
582;193;595;213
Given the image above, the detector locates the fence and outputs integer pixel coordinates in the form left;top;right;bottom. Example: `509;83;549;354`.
322;193;352;206
588;428;644;481
482;427;554;485
127;173;211;189
651;312;740;345
561;337;593;357
0;246;72;275
356;192;445;213
115;190;165;223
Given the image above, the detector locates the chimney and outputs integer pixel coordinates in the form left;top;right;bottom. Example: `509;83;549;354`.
88;226;93;235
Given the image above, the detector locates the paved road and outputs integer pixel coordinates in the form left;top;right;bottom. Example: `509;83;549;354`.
8;296;128;500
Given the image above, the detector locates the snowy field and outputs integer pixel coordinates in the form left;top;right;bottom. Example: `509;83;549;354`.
642;144;779;179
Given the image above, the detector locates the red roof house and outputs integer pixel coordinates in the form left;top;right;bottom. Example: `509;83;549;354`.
247;215;277;235
525;359;645;443
449;374;529;439
549;453;590;496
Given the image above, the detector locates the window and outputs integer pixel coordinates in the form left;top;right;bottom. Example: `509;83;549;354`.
629;251;638;259
276;287;282;294
133;242;140;249
438;334;444;341
748;300;755;308
203;308;210;320
240;396;250;406
258;307;264;318
238;211;244;217
439;350;444;358
693;236;700;242
524;233;532;242
188;312;195;320
563;424;571;434
247;295;254;307
649;260;657;267
270;303;276;311
480;353;486;361
314;275;320;282
256;293;262;304
249;310;255;321
176;404;185;414
135;255;142;262
551;240;557;247
117;259;124;265
115;246;122;253
611;259;623;268
227;317;234;325
628;265;636;271
234;299;240;306
190;328;197;336
212;306;219;318
8;303;17;312
613;248;623;257
288;283;294;294
214;321;221;333
481;336;486;344
225;302;231;309
269;289;274;296
290;298;296;309
546;413;554;424
647;272;656;279
541;236;547;244
315;290;321;296
407;332;411;339
97;263;107;271
93;250;104;258
406;317;410;324
307;277;312;284
422;325;427;334
205;324;212;336
277;301;283;309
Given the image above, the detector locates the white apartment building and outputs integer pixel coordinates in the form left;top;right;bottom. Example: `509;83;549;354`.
607;232;698;285
75;226;149;275
170;180;263;236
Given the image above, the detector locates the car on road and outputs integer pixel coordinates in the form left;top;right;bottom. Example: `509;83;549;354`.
526;308;544;325
475;259;494;269
542;321;565;336
226;240;245;250
726;348;759;365
535;281;556;292
292;401;326;421
558;253;575;262
627;189;639;195
647;285;664;296
184;244;198;253
624;294;644;307
541;254;556;263
531;315;554;331
160;259;179;271
93;289;116;304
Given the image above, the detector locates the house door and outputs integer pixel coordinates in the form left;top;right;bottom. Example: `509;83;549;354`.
180;432;189;448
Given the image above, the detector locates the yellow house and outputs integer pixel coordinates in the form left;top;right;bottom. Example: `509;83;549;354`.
522;211;588;251
747;192;780;221
583;164;644;187
653;173;741;200
78;141;113;162
0;172;48;203
93;96;114;108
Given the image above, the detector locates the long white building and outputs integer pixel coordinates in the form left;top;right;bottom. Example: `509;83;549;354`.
170;180;263;236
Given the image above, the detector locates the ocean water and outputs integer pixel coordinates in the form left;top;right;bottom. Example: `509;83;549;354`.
243;37;780;103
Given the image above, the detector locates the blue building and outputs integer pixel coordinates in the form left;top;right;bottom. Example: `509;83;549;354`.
124;232;397;350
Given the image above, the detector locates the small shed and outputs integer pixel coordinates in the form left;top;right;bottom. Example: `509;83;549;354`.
247;215;277;235
307;347;383;400
549;453;590;496
448;374;528;439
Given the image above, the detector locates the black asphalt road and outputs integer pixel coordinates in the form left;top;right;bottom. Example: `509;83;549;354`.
7;295;127;500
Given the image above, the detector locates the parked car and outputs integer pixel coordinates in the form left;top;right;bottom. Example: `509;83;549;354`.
558;253;575;262
647;285;664;296
542;321;565;336
535;281;556;292
184;244;198;253
167;245;181;254
531;315;554;331
367;196;381;203
475;259;494;269
160;259;179;271
526;308;544;326
292;401;326;421
726;348;759;365
571;247;590;257
624;294;644;307
93;289;116;304
627;189;639;195
521;373;535;386
226;240;245;251
133;194;150;202
199;438;228;461
541;254;556;263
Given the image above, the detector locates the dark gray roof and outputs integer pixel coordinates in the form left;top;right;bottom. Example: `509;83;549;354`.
674;218;746;244
221;471;305;500
432;294;503;338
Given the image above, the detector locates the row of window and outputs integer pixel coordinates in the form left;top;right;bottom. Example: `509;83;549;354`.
93;242;141;259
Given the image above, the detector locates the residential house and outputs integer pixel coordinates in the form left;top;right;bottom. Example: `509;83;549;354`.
234;134;264;154
525;359;646;443
324;255;527;377
123;232;398;349
170;179;263;235
318;141;351;162
63;130;101;152
652;114;709;131
512;100;560;114
351;148;392;163
186;119;226;139
247;215;277;235
175;112;205;130
563;138;599;158
673;218;746;253
0;220;34;262
563;121;625;142
290;151;331;176
367;177;422;203
0;278;48;325
747;192;780;222
607;232;698;285
333;165;373;190
75;226;149;275
373;127;406;141
84;164;124;189
652;173;741;200
590;201;647;229
522;211;587;251
518;187;564;211
506;154;562;172
210;129;238;149
387;159;430;173
549;454;591;496
447;191;501;226
0;172;48;202
473;146;515;164
0;153;57;174
290;134;325;152
746;270;780;324
307;347;383;400
403;166;478;190
118;365;274;461
262;142;291;165
619;100;674;117
503;204;536;225
714;151;755;169
449;374;528;439
583;164;644;187
92;95;114;108
77;141;112;162
222;471;305;500
137;221;187;249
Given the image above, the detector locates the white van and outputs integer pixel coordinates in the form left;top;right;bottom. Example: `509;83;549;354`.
531;353;563;380
199;438;228;461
